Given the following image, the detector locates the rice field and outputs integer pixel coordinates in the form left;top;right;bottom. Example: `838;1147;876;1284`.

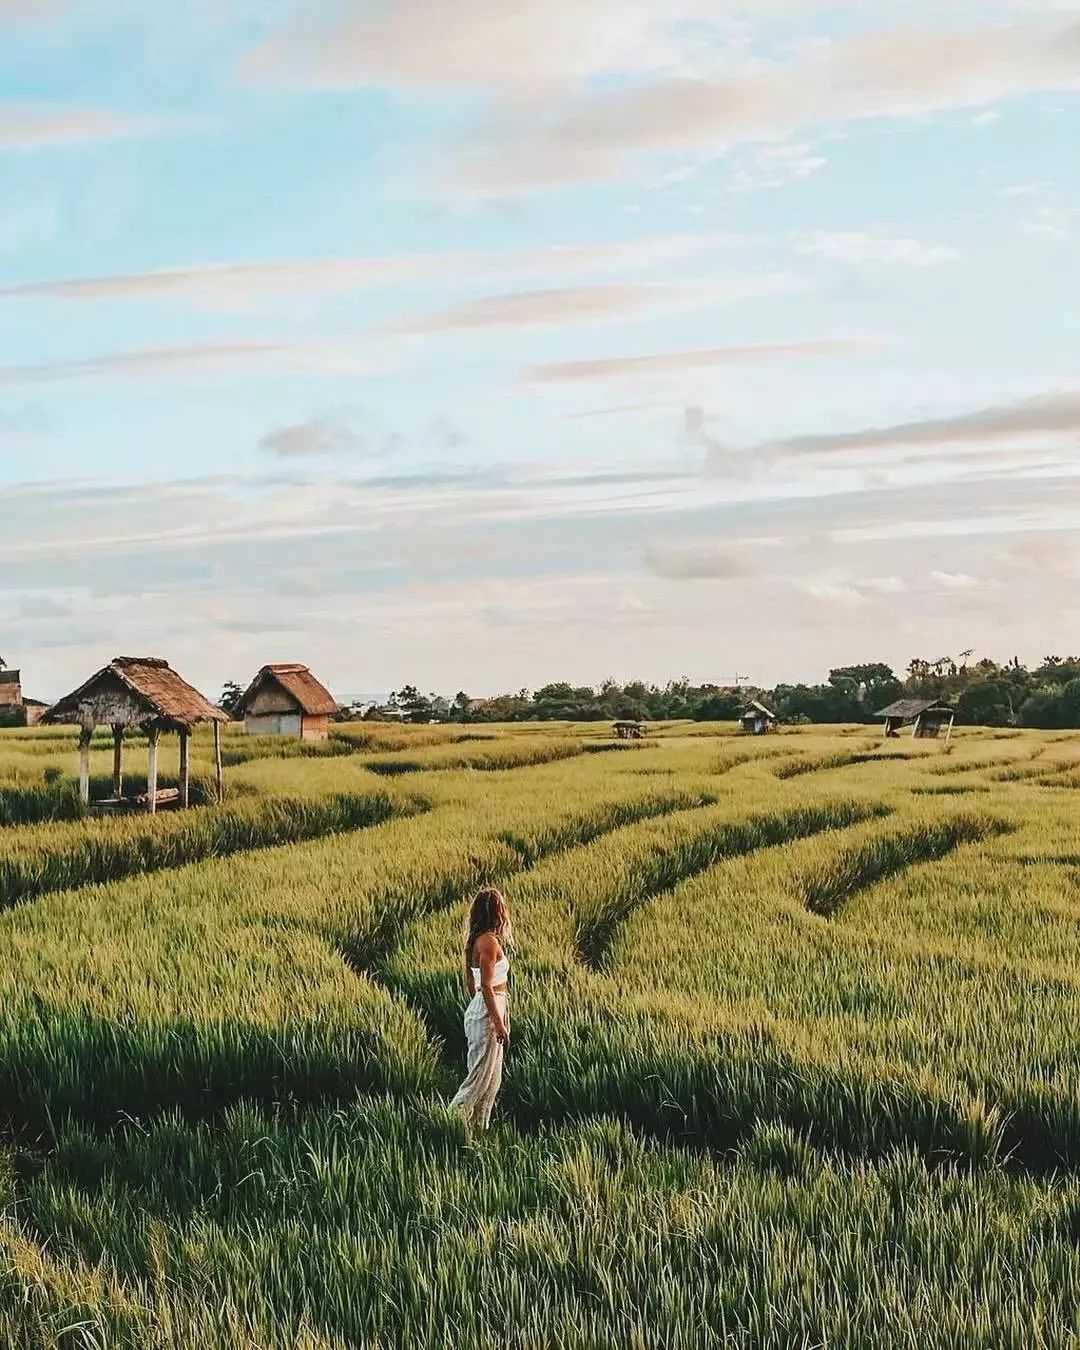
3;718;1080;1347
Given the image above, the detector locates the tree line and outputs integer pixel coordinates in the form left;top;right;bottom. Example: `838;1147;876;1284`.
307;654;1080;729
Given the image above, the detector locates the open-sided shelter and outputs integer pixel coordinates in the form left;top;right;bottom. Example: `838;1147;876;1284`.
876;698;955;741
612;719;646;740
234;663;338;740
42;656;228;811
739;701;777;735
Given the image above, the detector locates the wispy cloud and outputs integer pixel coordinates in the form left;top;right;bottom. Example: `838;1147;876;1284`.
444;16;1080;189
388;283;693;334
0;233;743;308
0;101;174;151
525;338;868;383
0;339;385;384
645;542;758;580
756;390;1080;457
797;232;960;268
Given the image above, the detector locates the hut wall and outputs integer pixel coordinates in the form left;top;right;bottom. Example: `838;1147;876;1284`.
23;702;47;728
245;712;303;737
301;713;329;742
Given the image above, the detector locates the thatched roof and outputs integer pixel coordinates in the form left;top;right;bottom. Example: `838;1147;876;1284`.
876;698;953;720
43;657;228;729
236;663;338;718
741;700;776;719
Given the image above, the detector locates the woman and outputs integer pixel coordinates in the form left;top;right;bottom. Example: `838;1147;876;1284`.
450;886;511;1131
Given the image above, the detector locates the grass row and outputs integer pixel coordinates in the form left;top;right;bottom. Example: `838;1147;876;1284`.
6;1100;1080;1348
0;791;419;913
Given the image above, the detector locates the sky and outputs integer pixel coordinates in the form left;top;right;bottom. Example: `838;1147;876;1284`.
1;0;1079;703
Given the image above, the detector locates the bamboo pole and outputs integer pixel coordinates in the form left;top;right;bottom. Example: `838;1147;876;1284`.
112;724;124;799
179;728;190;809
78;726;93;806
146;726;160;815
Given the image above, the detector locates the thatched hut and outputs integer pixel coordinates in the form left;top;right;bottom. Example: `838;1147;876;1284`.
234;663;338;740
0;666;48;727
739;701;777;735
42;656;228;811
876;698;955;741
612;719;646;740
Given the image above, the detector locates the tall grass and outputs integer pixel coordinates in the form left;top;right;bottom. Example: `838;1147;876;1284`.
0;791;419;911
2;723;1080;1343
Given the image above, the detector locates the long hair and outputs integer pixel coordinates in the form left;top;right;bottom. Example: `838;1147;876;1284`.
464;886;511;963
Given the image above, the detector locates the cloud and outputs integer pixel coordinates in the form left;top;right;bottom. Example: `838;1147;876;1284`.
259;418;370;459
645;543;757;580
797;232;960;268
1011;536;1080;574
242;0;742;94
0;232;743;308
757;390;1080;457
388;283;692;334
0;339;385;384
0;101;170;151
930;570;980;589
798;581;870;608
525;338;866;383
445;16;1080;190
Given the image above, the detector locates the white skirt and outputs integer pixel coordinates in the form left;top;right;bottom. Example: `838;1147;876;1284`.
450;991;508;1130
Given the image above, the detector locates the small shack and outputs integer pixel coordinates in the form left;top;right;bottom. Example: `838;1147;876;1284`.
876;698;955;741
42;656;228;812
0;665;48;727
739;701;777;735
234;663;338;740
612;719;646;740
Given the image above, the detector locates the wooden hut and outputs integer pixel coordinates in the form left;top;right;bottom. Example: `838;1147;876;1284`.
0;666;48;727
234;663;338;741
876;698;955;741
612;719;646;740
739;700;777;735
42;656;227;811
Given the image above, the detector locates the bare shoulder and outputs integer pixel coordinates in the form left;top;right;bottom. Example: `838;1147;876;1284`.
473;931;502;960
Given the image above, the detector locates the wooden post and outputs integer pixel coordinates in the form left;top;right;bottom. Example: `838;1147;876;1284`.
146;725;160;814
179;728;190;809
78;726;93;806
944;713;955;746
112;724;124;799
213;720;223;801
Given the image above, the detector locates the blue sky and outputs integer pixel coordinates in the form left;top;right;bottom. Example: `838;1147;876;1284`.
2;0;1079;702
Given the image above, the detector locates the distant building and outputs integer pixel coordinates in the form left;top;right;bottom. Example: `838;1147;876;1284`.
234;663;338;740
739;700;777;735
876;698;955;740
0;665;48;727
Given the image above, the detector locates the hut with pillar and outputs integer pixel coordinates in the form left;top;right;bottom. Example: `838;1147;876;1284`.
41;656;228;812
876;698;956;741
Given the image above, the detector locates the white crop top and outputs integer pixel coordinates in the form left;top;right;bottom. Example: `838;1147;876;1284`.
471;953;510;985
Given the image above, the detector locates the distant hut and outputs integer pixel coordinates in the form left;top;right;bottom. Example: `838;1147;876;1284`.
21;698;49;727
42;656;228;811
234;663;338;741
739;701;777;735
876;698;955;741
0;664;48;727
0;667;23;725
612;719;646;740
